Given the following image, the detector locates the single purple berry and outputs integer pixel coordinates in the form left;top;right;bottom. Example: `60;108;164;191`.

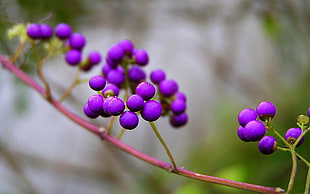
158;79;178;97
83;103;99;119
118;39;134;56
107;44;124;63
103;96;125;116
55;23;71;39
89;75;106;91
284;128;304;147
243;120;266;141
258;136;277;155
87;94;104;113
141;100;162;122
87;51;101;65
105;55;119;68
26;23;41;39
170;113;188;128
237;108;257;127
128;66;146;82
119;111;139;130
237;126;250;142
107;69;125;86
256;101;276;121
170;98;186;115
174;92;187;102
69;33;86;50
65;49;81;65
126;94;144;112
40;24;53;39
133;49;149;66
308;106;310;118
150;69;166;84
135;82;156;100
102;83;119;97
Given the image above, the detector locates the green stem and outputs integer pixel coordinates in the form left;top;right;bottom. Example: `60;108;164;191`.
116;128;126;140
59;69;81;102
305;167;310;194
287;146;297;194
106;116;116;136
149;122;177;172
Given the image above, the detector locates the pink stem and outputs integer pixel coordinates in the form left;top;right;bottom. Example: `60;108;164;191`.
0;55;284;194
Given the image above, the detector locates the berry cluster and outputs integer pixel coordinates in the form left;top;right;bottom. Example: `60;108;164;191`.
84;40;188;130
26;23;101;71
237;101;307;155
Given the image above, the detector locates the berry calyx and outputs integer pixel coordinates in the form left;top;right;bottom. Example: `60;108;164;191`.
119;111;139;130
256;101;276;121
258;136;277;155
284;128;304;147
237;108;257;127
141;100;162;121
243;120;266;141
102;83;119;97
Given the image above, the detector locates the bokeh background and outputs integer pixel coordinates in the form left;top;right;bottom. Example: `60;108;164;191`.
0;0;309;193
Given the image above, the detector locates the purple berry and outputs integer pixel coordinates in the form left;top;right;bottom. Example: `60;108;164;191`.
150;69;166;84
135;82;156;100
126;94;144;112
69;33;86;50
258;136;277;155
119;111;139;130
141;100;162;122
55;23;71;39
308;106;310;118
158;79;178;97
237;108;257;127
102;83;119;97
65;49;81;65
107;69;125;86
118;39;134;56
40;24;53;39
284;128;304;147
26;23;41;39
256;101;276;121
170;98;186;115
237;126;250;142
170;113;188;128
107;44;124;63
174;92;187;102
87;94;104;113
103;96;125;116
83;103;99;119
87;51;101;65
243;120;266;141
89;75;106;91
133;49;149;66
128;66;146;82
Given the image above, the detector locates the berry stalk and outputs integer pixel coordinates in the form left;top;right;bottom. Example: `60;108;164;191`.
0;55;284;193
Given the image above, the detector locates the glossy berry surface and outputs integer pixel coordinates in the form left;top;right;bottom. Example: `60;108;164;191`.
158;79;178;97
87;51;101;65
107;44;124;63
170;113;188;128
258;136;277;155
87;94;104;113
134;49;149;66
103;96;125;116
40;24;53;39
174;92;187;102
69;33;86;50
170;98;186;115
150;69;166;84
89;75;106;91
119;111;139;129
65;49;81;65
237;126;249;142
284;128;304;147
55;23;71;39
141;100;162;121
135;82;155;100
256;101;276;121
237;108;257;127
243;120;266;141
126;94;144;112
83;103;99;119
26;23;41;39
102;83;119;97
118;39;134;56
128;66;146;82
107;69;125;86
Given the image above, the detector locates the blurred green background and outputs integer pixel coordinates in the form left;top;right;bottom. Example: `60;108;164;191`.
0;0;309;194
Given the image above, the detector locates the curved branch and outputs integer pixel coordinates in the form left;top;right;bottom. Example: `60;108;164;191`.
0;55;284;194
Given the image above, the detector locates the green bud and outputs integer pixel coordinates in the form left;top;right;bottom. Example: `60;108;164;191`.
7;23;28;43
297;114;309;125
